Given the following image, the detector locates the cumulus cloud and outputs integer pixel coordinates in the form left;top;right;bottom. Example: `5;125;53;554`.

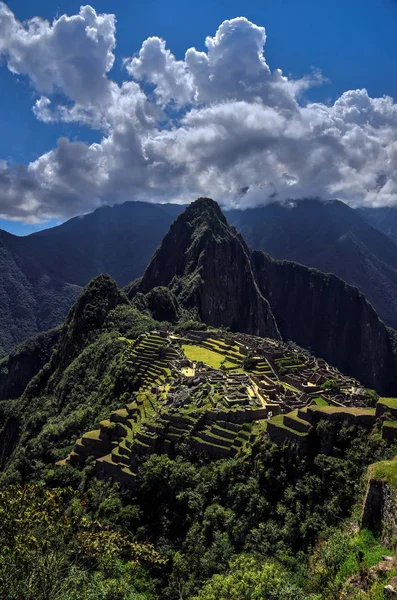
0;2;116;126
0;4;397;222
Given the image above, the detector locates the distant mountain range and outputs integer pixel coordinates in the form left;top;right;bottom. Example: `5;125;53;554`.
0;202;182;354
2;197;397;359
359;206;397;241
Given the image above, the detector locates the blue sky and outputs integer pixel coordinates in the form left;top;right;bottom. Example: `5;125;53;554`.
1;0;397;234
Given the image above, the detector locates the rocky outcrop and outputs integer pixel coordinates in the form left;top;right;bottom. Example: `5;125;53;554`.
135;198;280;339
362;478;397;548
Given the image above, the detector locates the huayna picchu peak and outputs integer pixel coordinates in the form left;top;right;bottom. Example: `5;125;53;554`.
133;197;280;341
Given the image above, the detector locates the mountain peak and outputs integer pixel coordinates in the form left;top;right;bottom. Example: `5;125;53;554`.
178;197;229;235
186;197;225;218
54;274;129;372
134;200;280;338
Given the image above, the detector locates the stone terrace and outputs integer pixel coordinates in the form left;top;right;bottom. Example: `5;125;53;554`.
58;328;374;489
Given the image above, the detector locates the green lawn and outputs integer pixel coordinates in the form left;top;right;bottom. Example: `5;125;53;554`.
182;345;237;369
312;396;329;406
309;406;375;416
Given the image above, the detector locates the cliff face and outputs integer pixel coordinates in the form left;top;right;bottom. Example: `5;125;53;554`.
252;251;397;394
228;199;397;331
137;198;280;339
362;477;397;549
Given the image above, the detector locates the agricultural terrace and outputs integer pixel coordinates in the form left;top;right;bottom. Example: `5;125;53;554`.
59;328;388;490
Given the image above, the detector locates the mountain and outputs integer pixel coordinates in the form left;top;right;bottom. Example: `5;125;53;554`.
132;198;397;393
0;202;183;355
0;327;60;401
1;253;397;599
252;252;396;392
3;197;397;359
20;201;184;287
0;230;80;356
135;198;279;339
227;199;397;330
359;206;397;241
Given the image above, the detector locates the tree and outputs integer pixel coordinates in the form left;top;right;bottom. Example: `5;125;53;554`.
242;353;255;372
0;484;164;600
190;554;320;600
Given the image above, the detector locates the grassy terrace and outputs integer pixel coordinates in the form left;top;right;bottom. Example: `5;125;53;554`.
369;457;397;490
312;396;329;406
206;338;244;354
378;397;397;409
268;414;308;436
309;406;376;416
182;344;238;369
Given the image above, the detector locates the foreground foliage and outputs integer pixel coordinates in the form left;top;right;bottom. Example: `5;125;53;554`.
0;484;163;600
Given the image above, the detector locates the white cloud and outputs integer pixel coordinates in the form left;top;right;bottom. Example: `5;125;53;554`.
0;2;116;125
1;5;397;221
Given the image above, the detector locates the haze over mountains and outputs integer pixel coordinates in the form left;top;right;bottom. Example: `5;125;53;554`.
2;196;397;368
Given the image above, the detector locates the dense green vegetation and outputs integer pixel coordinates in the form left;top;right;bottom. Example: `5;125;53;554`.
0;277;157;483
1;418;394;599
2;283;396;600
2;214;397;598
0;483;164;600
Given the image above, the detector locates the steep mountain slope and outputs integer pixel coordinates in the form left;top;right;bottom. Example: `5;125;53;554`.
227;200;397;329
0;274;151;475
0;328;60;401
359;206;397;241
134;198;397;393
0;230;80;356
252;252;397;393
20;201;184;287
134;198;280;339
